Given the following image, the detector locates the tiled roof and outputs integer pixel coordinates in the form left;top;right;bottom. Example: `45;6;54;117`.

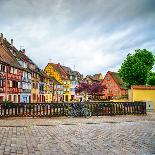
49;63;69;80
131;85;155;90
86;75;101;82
0;44;21;69
3;39;34;64
61;66;72;75
3;38;41;74
109;71;127;89
93;73;103;80
61;65;82;78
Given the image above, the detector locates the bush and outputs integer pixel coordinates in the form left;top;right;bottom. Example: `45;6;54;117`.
2;100;13;108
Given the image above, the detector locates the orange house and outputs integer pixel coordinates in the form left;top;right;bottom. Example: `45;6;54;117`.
102;71;128;100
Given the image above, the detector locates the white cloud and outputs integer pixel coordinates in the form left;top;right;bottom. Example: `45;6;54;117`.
0;0;155;76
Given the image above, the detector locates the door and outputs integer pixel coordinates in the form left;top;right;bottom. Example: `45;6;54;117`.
65;95;68;102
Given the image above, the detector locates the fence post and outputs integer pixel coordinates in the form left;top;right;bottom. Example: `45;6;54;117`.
110;103;113;116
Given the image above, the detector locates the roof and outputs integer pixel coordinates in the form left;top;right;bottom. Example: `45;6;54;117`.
48;63;69;80
2;38;41;74
61;65;82;79
109;71;127;89
0;44;21;69
93;73;103;80
131;85;155;90
3;39;34;64
61;66;72;75
86;75;101;82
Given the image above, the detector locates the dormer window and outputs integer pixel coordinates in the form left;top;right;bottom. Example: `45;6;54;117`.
106;76;110;81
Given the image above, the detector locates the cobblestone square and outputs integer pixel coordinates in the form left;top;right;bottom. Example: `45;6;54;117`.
0;113;154;155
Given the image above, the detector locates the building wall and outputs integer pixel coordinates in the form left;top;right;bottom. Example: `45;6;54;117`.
129;89;155;111
63;80;70;102
70;81;78;101
44;78;53;102
103;72;122;99
31;73;39;103
21;94;31;103
44;64;63;102
44;64;62;84
53;84;63;102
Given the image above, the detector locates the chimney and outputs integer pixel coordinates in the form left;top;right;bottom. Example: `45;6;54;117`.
11;39;13;47
22;49;25;54
0;33;3;45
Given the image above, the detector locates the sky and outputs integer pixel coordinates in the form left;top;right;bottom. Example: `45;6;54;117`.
0;0;155;76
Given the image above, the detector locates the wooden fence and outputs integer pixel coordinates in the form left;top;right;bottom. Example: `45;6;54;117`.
0;102;146;118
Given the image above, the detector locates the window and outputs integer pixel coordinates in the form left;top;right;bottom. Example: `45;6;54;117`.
14;68;17;74
33;94;36;100
0;79;3;87
12;81;18;88
8;95;12;101
111;83;114;87
10;67;14;74
107;89;110;94
9;81;12;87
114;89;118;94
106;76;110;81
1;65;6;72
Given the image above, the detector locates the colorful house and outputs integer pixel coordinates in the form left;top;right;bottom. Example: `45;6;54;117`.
44;63;63;102
40;70;54;103
128;85;155;111
102;71;128;100
2;37;32;103
62;66;82;101
51;63;70;102
0;37;23;103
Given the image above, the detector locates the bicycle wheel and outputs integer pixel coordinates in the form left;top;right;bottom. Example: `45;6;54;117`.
82;108;91;118
68;109;77;117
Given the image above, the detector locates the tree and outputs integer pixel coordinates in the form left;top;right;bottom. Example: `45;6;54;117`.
119;49;155;87
75;82;91;100
75;82;106;101
147;71;155;85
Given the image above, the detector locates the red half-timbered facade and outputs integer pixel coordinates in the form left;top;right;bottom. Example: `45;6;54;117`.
5;66;22;102
102;71;128;100
0;61;6;102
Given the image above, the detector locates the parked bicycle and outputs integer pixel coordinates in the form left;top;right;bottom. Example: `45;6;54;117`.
68;103;91;118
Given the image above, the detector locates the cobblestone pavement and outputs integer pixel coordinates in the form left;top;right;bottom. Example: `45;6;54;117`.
0;113;154;155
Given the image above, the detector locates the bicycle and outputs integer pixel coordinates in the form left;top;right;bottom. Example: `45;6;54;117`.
68;103;91;118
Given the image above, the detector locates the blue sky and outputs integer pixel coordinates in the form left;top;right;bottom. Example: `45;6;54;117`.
0;0;155;75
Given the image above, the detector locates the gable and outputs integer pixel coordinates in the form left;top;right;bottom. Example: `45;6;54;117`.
44;64;62;84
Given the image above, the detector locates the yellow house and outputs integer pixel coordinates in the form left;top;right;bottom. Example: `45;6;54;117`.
44;63;71;102
44;63;63;102
63;79;71;102
44;63;62;84
31;71;39;103
55;64;71;102
44;77;53;103
128;85;155;111
40;70;53;103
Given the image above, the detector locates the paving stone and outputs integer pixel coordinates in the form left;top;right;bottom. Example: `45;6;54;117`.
0;113;154;155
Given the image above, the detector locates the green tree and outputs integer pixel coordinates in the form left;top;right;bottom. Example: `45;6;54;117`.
147;71;155;85
119;49;155;87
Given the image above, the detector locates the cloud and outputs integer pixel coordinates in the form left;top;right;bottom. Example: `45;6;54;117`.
0;0;155;75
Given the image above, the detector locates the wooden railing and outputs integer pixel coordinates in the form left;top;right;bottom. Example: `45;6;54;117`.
0;102;146;118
